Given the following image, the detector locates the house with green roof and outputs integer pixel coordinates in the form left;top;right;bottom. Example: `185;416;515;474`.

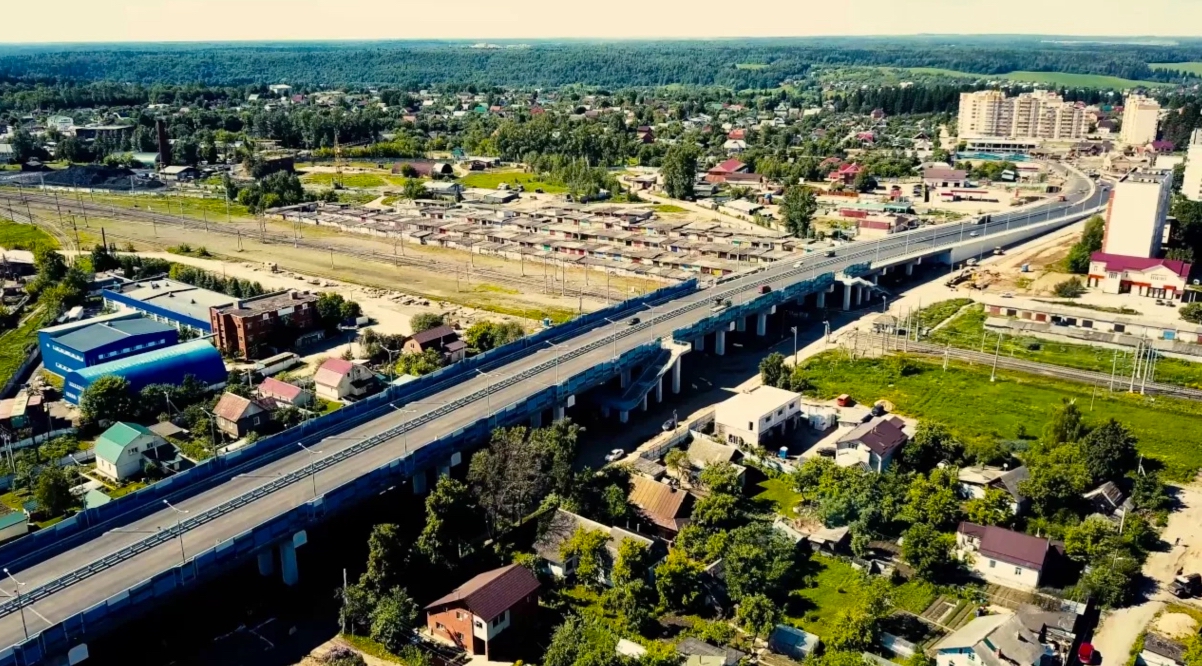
95;422;165;481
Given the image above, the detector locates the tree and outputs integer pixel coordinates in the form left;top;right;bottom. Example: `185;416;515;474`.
661;144;698;200
901;468;962;529
369;587;420;653
468;426;551;534
34;465;74;516
316;292;356;330
901;522;956;580
1182;302;1202;324
410;313;445;333
692;492;741;531
360;524;411;599
340;581;374;635
1063;515;1119;564
1078;555;1140;607
664;448;690;479
543;615;622;666
736;593;778;645
1020;443;1091;516
826;606;877;652
395;348;445;377
780;185;818;238
416;476;480;568
655;549;705;611
723;523;799;602
901;422;963;470
1044;399;1088;445
759;352;786;388
1082;419;1137;484
78;375;135;424
964;488;1013;527
401;177;425;200
699;461;742;495
611;538;654;588
465;320;525;352
561;527;610;588
1066;216;1105;274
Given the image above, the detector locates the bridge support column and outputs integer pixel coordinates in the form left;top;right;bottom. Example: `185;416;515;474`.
715;329;726;356
641;393;648;412
671;359;682;394
855;285;863;306
620;368;631;389
816;291;826;308
553;404;566;421
438;461;451;478
257;550;274;577
280;541;299;586
842;284;852;311
655;376;664;402
412;469;428;495
694;335;706;352
871;274;879;285
619;410;629;423
756;312;768;336
530;410;543;428
735;317;746;332
601;405;611;418
906;263;914;276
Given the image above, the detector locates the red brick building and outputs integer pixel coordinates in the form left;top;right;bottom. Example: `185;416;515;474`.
209;291;320;359
425;564;540;659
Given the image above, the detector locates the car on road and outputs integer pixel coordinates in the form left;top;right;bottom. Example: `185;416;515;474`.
1171;573;1201;598
711;298;731;312
628;317;641;326
969;231;979;237
793;260;803;268
824;249;836;257
604;448;625;463
759;285;772;294
1001;291;1014;298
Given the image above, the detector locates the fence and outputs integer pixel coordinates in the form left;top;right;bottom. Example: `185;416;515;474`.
0;279;697;575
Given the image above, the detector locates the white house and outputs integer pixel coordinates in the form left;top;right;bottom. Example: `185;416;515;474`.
94;422;167;481
714;386;801;447
1086;253;1191;300
313;358;376;402
957;465;1029;515
956;522;1051;591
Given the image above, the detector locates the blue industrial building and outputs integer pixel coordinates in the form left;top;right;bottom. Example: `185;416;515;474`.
38;313;179;378
102;277;236;334
63;340;228;405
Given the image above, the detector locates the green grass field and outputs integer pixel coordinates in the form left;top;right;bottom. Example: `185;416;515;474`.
91;193;251;222
793;351;1202;478
652;204;688;214
0;219;58;250
787;556;936;636
0;309;49;393
916;298;974;330
300;172;388;188
888;67;1165;89
458;171;568;193
1151;62;1202;76
928;305;1202;389
755;477;803;516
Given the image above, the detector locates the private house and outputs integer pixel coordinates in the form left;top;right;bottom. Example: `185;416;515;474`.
628;476;693;539
923;167;969;189
95;422;167;481
957;466;1030;515
403;325;467;363
314;358;377;402
683;439;746;487
212;392;276;439
677;638;747;666
706;158;750;184
534;509;660;585
828;163;863;185
209;290;321;359
835;416;910;472
425;564;540;659
933;604;1083;666
957;522;1051;591
768;625;820;661
257;377;312;408
714;386;802;447
1141;634;1186;666
1086;253;1191;300
1083;481;1133;520
0;511;28;543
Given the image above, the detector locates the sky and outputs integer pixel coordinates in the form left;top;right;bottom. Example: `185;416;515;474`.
5;0;1202;43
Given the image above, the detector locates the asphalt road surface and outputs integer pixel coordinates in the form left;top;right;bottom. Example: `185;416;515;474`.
0;172;1104;651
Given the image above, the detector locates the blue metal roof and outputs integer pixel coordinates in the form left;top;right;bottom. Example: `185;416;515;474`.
66;340;227;402
52;317;175;354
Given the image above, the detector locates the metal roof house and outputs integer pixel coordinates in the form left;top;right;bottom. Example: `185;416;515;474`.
38;312;179;378
63;340;227;405
101;277;236;334
94;422;166;481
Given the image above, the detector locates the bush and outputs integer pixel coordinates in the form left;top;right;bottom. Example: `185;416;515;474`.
322;646;367;666
1052;278;1086;298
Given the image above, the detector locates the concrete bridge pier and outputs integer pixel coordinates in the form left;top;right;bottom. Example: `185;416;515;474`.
279;531;306;586
871;274;879;285
855;285;863;306
694;335;706;352
842;283;852;310
619;410;629;423
715;329;727;356
530;410;543;428
641;393;648;412
620;368;631;389
656;375;664;402
816;291;826;308
412;469;429;495
553;404;566;421
735;316;747;332
257;550;274;577
906;263;914;276
756;312;768;336
671;358;682;394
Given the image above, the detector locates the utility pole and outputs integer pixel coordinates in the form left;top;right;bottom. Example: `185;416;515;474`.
990;332;1003;382
1109;349;1118;392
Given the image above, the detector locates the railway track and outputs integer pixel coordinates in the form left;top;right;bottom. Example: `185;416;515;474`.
859;332;1202;401
0;188;629;302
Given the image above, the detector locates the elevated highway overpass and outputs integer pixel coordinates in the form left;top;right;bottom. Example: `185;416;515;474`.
0;172;1106;665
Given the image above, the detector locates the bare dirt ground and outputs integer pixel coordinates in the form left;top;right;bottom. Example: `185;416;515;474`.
1153;612;1198;639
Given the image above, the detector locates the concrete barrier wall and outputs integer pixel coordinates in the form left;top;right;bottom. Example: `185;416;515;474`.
0;280;697;575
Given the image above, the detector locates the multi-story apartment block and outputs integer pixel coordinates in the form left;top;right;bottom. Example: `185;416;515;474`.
1182;129;1202;202
1120;94;1161;146
957;90;1085;141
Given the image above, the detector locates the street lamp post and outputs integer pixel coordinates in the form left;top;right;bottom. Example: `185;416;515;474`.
603;317;620;360
3;568;28;641
296;442;323;498
162;500;189;562
790;326;798;364
475;369;497;422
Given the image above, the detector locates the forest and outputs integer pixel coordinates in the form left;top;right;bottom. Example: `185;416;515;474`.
2;37;1202;88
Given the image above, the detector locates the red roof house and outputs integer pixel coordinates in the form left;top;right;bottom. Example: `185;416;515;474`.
425;564;540;659
728;128;746;141
1087;252;1192;299
706;159;751;183
828;162;864;185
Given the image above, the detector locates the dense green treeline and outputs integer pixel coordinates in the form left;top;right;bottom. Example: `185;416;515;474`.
2;39;1202;88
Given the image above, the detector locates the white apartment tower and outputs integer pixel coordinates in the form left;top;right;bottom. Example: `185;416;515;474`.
1119;94;1160;146
1103;168;1173;259
1183;129;1202;202
957;90;1085;140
